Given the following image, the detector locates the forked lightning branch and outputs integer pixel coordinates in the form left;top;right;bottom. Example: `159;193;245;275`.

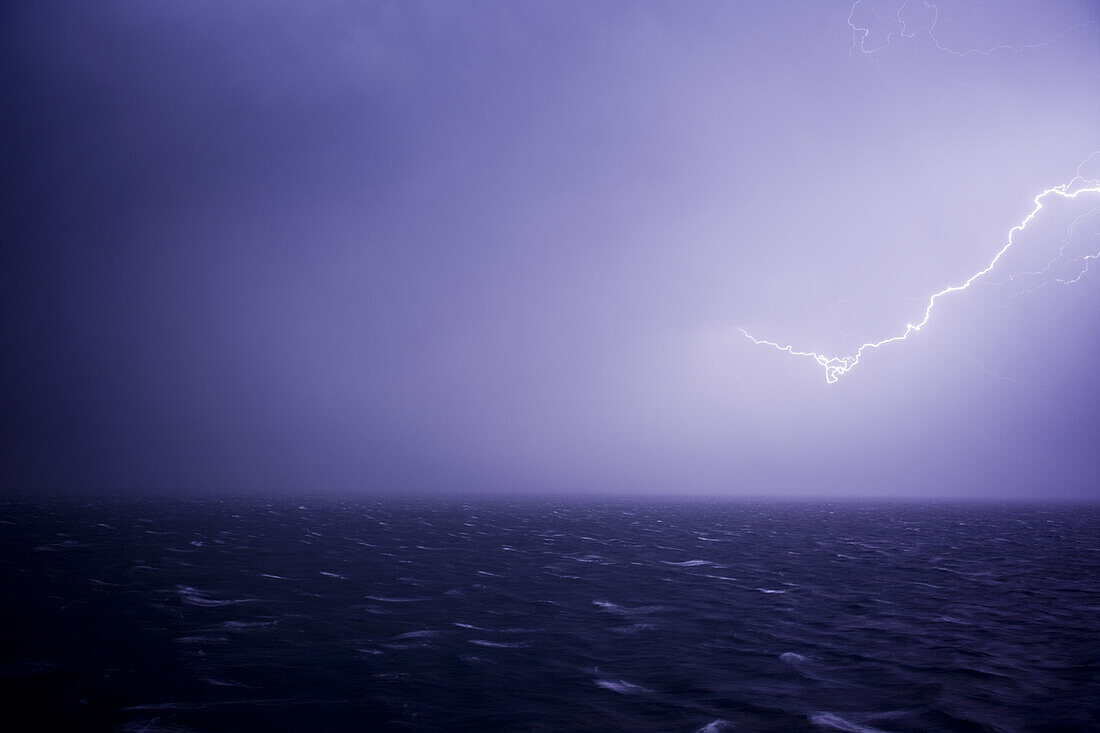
740;159;1100;383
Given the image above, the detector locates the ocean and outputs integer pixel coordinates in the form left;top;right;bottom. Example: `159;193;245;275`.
1;497;1097;731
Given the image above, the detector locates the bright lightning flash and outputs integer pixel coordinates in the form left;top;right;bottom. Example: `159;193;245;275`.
740;159;1100;384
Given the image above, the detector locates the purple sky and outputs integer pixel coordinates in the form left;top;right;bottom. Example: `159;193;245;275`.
3;1;1099;498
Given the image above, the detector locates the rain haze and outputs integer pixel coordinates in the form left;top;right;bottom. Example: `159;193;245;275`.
3;1;1100;498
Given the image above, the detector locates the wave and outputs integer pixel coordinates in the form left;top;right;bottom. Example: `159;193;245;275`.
695;721;737;733
594;678;653;695
201;677;255;689
810;712;887;733
468;639;526;648
391;630;438;639
222;620;277;631
175;586;259;607
780;652;810;665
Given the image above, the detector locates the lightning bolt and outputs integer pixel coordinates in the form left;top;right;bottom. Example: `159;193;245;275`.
993;207;1100;295
740;157;1100;384
849;0;1096;57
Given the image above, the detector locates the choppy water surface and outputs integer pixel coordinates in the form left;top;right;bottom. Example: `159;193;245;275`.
1;498;1097;731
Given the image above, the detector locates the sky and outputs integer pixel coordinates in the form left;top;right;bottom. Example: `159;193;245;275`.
2;0;1099;499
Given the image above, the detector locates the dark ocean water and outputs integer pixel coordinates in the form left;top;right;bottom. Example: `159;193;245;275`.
0;498;1097;732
